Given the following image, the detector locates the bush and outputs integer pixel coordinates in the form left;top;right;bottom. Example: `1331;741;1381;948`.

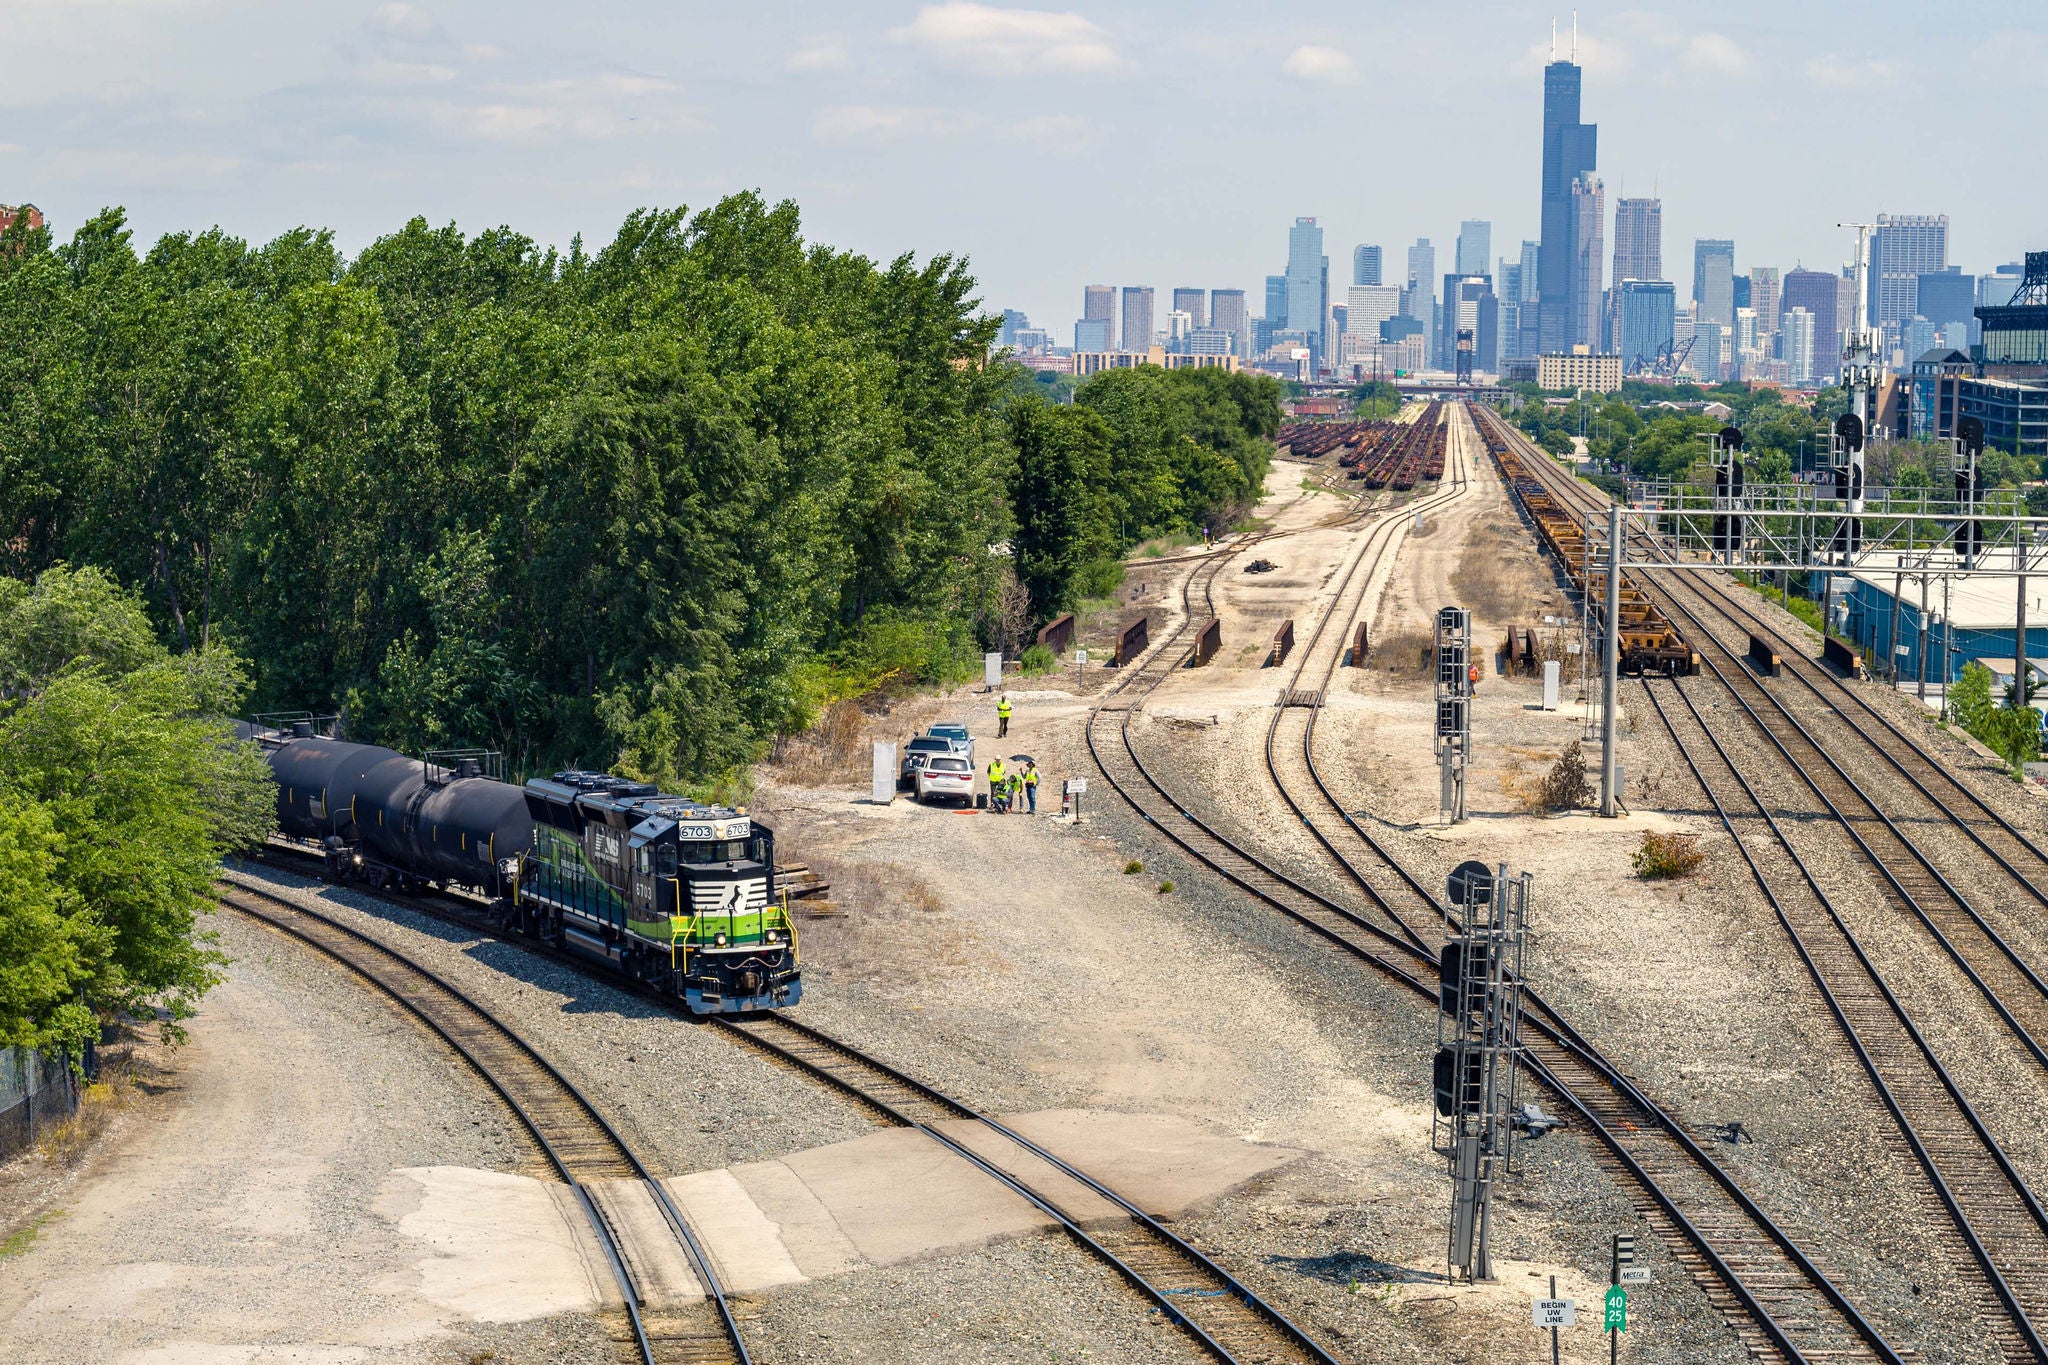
1156;880;1175;894
1123;860;1143;874
1019;644;1056;676
1536;740;1593;811
1632;831;1705;880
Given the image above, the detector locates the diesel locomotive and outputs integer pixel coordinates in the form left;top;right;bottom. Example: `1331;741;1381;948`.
242;719;801;1013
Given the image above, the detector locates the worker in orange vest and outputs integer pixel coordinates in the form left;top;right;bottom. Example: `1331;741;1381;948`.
1468;662;1481;692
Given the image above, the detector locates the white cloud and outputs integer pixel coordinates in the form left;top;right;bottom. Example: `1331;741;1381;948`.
890;3;1120;76
1805;52;1900;88
1680;33;1750;78
811;104;972;144
786;40;849;73
1282;45;1355;83
451;72;702;142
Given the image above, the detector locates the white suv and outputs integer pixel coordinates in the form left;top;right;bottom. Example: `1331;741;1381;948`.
916;756;975;806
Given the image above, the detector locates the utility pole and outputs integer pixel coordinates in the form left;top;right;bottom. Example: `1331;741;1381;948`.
1918;574;1931;704
1600;503;1622;817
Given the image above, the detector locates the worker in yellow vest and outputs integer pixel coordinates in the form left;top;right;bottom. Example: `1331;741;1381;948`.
986;756;1007;812
1022;760;1040;815
997;693;1013;738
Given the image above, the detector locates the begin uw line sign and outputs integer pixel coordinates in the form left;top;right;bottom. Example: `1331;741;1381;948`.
1532;1299;1575;1327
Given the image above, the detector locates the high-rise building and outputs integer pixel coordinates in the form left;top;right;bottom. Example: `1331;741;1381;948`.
1748;267;1780;333
1083;285;1117;350
1286;217;1325;364
1263;275;1288;329
1782;268;1842;376
1438;274;1499;373
1783;307;1817;384
1172;288;1207;330
1538;52;1598;352
1692;320;1728;383
1611;198;1662;287
1693;239;1735;324
1456;221;1492;278
1566;175;1605;349
1210;289;1248;357
1346;285;1402;339
1915;267;1974;339
1353;244;1382;287
1615;279;1676;371
1870;213;1949;338
998;309;1030;348
1120;286;1154;354
1405;237;1436;361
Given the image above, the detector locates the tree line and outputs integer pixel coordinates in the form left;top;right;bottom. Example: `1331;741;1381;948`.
0;198;1279;789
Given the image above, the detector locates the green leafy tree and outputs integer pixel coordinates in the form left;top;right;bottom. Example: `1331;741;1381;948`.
1007;399;1116;619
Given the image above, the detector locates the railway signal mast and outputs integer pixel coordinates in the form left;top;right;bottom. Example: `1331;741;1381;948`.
1435;606;1473;822
1834;221;1881;567
1434;859;1530;1282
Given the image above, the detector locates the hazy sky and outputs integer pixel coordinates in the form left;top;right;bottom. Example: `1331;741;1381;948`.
2;2;2037;335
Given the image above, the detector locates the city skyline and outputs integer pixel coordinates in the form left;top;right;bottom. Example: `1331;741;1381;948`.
0;4;2037;342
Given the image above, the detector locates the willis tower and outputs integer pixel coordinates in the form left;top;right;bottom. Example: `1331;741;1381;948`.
1537;32;1598;353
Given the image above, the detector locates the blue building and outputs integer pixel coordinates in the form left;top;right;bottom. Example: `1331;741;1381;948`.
1838;564;2048;692
1615;279;1675;371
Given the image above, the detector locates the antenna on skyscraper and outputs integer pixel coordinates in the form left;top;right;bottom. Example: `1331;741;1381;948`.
1572;11;1579;62
1549;17;1556;62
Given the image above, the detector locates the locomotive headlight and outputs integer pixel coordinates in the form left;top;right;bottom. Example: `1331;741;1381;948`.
714;932;728;947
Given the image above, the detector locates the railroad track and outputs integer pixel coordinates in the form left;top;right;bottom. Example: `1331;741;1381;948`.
714;1012;1342;1365
215;881;749;1365
1479;409;2048;1359
1640;676;2048;1362
1086;404;1901;1363
221;860;1351;1365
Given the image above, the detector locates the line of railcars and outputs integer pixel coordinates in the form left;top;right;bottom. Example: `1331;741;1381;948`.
239;719;801;1013
1472;406;1698;677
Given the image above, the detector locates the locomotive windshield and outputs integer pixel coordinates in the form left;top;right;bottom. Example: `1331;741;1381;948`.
679;836;767;865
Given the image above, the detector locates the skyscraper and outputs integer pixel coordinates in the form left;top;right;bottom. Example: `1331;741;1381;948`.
1286;218;1326;364
1693;239;1735;324
1405;238;1436;361
1456;221;1492;278
1538;50;1597;352
1566;176;1605;349
998;309;1029;348
1783;308;1816;385
1748;267;1780;332
1081;285;1117;351
1611;198;1661;287
1120;287;1154;353
1870;213;1949;340
1172;288;1207;329
1916;268;1975;340
1263;275;1288;328
1353;244;1382;287
1616;280;1676;371
1782;268;1842;375
1210;289;1248;357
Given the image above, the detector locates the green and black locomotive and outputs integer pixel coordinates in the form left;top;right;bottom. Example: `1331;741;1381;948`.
248;722;801;1013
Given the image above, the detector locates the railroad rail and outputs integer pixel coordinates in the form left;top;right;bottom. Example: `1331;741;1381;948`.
1085;404;1901;1363
215;880;749;1365
221;859;1350;1365
1480;408;2048;1359
714;1012;1342;1365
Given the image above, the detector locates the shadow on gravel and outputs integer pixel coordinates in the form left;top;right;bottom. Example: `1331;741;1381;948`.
459;939;669;1020
1268;1250;1445;1286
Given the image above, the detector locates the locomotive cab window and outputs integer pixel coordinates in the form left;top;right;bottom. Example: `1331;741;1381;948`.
656;843;677;876
635;847;652;875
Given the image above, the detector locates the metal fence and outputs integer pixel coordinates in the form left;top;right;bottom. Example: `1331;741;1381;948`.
0;1047;78;1160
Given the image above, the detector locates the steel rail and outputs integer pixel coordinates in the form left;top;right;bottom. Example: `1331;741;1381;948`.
713;1012;1344;1365
1637;675;2048;1362
216;881;751;1365
221;857;1348;1365
1665;565;2048;910
1480;408;2048;1360
1084;406;1896;1364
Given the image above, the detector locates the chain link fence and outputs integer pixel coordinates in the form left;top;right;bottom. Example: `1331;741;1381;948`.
0;1047;79;1160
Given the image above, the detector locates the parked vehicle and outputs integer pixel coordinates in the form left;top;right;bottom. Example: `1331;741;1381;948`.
899;735;955;789
927;722;975;762
916;755;976;805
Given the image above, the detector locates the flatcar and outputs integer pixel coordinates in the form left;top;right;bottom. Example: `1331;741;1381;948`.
242;720;801;1013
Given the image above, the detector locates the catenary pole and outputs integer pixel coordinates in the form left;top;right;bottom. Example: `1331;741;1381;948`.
1601;503;1621;817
